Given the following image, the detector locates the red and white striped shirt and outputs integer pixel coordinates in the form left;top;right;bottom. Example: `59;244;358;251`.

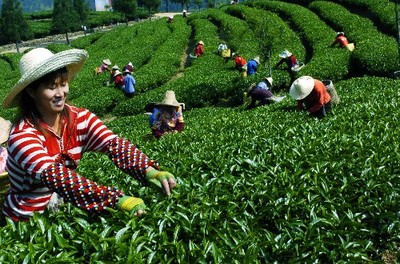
3;105;153;221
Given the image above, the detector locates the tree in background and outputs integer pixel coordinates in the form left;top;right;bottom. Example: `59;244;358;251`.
137;0;161;16
0;0;33;52
112;0;136;23
52;0;79;45
170;0;190;11
73;0;90;28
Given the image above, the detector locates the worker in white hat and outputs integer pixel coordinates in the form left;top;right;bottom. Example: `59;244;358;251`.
1;47;176;221
245;77;285;109
146;90;185;139
289;76;332;118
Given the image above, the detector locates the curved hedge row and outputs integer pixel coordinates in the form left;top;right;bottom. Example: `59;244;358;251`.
249;0;350;82
309;1;399;77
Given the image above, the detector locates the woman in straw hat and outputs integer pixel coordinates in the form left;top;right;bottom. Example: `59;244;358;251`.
245;77;285;110
194;40;205;57
246;56;260;76
289;76;332;119
0;117;11;175
113;70;125;90
96;58;112;75
1;48;176;222
147;91;185;139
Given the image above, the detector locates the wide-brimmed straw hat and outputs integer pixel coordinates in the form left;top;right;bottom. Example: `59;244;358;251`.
336;32;345;36
289;76;315;100
123;69;131;74
155;90;184;108
113;70;122;77
198;41;204;45
0;117;11;144
279;50;292;58
253;56;260;64
2;47;88;108
102;59;111;65
112;65;119;70
265;77;273;86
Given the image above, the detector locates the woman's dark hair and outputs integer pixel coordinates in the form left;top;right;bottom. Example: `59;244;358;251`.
16;67;70;135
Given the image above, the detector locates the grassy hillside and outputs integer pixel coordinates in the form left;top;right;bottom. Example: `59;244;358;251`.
0;0;400;262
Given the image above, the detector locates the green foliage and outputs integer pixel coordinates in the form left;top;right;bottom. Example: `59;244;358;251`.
112;0;137;21
0;0;33;45
1;1;400;262
52;0;80;34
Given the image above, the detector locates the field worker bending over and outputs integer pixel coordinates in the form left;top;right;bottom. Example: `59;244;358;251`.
123;62;134;73
289;76;332;119
96;58;111;75
113;70;124;89
247;56;260;75
275;50;304;72
331;32;354;51
0;117;11;175
123;69;136;97
108;65;119;86
245;77;285;110
194;41;205;57
146;91;185;139
1;48;176;222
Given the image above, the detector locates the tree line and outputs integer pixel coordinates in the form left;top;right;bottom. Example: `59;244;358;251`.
0;0;175;52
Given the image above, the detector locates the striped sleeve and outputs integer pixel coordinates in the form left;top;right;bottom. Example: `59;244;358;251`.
77;109;117;152
8;128;55;180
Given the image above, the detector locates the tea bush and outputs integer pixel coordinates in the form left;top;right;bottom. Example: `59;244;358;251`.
1;1;400;262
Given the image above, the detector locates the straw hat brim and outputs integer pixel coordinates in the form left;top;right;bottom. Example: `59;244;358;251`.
0;117;12;144
289;76;314;100
2;49;88;108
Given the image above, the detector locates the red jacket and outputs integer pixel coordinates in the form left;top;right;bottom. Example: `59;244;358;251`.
235;56;247;67
194;44;204;57
333;35;349;48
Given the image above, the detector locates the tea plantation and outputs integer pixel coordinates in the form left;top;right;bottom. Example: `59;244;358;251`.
0;0;400;262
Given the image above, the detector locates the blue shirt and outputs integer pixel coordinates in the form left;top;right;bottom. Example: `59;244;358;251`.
247;60;258;75
123;74;136;94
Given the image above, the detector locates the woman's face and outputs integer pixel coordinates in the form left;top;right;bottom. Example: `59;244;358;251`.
29;76;69;117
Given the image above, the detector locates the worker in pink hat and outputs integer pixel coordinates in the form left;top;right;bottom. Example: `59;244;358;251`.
289;76;331;118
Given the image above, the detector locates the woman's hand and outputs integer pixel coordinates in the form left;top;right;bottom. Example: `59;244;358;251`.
146;167;176;196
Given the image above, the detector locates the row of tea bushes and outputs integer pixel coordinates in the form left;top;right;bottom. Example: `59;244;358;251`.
224;4;304;88
309;1;399;77
249;0;350;82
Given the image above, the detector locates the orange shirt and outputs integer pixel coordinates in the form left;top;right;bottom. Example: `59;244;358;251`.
297;79;331;113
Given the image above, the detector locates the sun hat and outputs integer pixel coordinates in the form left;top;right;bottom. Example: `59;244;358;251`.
123;69;131;74
336;32;345;36
198;41;204;45
0;117;11;144
279;50;292;58
128;62;133;66
2;47;88;108
102;59;111;65
113;70;122;77
112;65;119;70
253;56;260;64
289;76;315;100
265;77;273;86
155;90;184;108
